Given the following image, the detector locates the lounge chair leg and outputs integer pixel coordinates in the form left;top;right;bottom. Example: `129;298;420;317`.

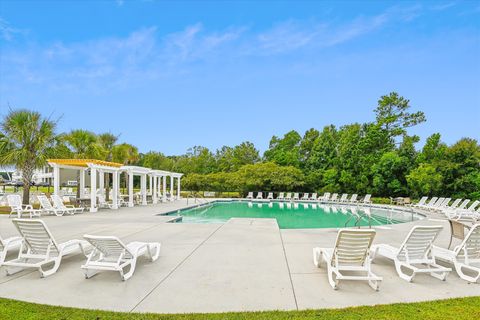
368;272;380;291
395;262;415;282
148;244;161;262
84;269;99;279
455;263;480;283
39;259;61;278
121;261;136;281
326;265;339;290
313;248;322;267
5;265;26;276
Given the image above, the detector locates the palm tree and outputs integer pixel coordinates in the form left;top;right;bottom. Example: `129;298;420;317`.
62;129;102;197
112;143;139;193
0;110;59;204
98;132;119;200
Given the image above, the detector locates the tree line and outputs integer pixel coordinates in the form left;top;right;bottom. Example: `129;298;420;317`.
1;92;479;204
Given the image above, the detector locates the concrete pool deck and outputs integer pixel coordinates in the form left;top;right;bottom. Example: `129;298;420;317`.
0;199;478;314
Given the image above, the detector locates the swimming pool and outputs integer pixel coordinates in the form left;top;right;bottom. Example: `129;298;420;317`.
173;201;423;229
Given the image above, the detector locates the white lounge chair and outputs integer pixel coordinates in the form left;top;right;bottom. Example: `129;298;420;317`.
427;197;445;210
277;192;285;200
440;199;461;213
349;194;358;203
51;194;84;214
419;197;438;209
362;194;372;204
413;196;428;208
0;233;22;264
313;229;381;290
339;194;348;203
37;195;64;216
293;193;300;201
321;192;331;202
285;193;292;201
256;192;263;200
81;235;161;281
309;193;317;201
446;200;480;220
371;225;451;282
266;192;274;200
3;219;90;277
98;194;114;209
246;192;253;199
432;224;480;283
301;193;309;201
7;194;41;218
330;193;338;202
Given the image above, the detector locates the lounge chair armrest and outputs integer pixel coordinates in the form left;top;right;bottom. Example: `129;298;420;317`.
21;204;33;210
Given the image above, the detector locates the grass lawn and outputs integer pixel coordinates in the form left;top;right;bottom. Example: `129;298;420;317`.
0;296;478;320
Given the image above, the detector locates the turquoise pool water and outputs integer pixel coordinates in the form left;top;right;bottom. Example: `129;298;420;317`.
176;201;423;229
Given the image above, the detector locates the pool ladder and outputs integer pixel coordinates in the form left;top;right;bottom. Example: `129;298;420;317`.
186;192;208;206
345;211;372;229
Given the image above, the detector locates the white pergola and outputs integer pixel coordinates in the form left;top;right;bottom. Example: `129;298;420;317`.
48;159;183;213
148;170;183;203
120;165;150;207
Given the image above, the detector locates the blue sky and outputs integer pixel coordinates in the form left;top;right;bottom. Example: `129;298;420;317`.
0;1;479;155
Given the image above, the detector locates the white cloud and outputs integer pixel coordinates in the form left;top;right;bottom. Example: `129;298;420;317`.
0;4;428;93
0;17;25;41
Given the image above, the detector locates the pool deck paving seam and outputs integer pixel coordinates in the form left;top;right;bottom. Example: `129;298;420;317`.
278;224;299;310
129;222;226;312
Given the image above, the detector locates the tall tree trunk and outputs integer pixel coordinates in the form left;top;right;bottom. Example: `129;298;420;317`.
21;165;33;205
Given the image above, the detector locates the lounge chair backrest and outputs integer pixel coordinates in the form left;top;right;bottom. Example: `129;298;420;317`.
12;219;59;256
417;196;428;206
247;192;253;197
455;224;480;261
396;226;443;261
278;192;284;198
333;229;376;267
51;195;67;209
363;194;371;203
440;198;451;207
467;200;479;211
294;193;299;197
426;197;438;206
340;194;348;201
331;193;338;201
286;193;292;198
458;199;470;210
37;195;54;210
84;235;133;259
7;194;22;209
311;193;317;198
350;194;357;202
323;193;330;200
449;199;461;208
433;198;445;207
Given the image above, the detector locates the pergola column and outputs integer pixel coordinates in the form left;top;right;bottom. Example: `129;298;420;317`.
79;169;85;198
170;175;174;201
99;170;105;195
141;174;147;205
128;171;134;207
153;175;158;204
162;175;167;202
112;171;119;210
177;177;181;200
149;175;153;195
90;167;97;212
52;164;60;196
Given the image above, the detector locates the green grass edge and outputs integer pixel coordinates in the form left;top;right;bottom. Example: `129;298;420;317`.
0;296;479;320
